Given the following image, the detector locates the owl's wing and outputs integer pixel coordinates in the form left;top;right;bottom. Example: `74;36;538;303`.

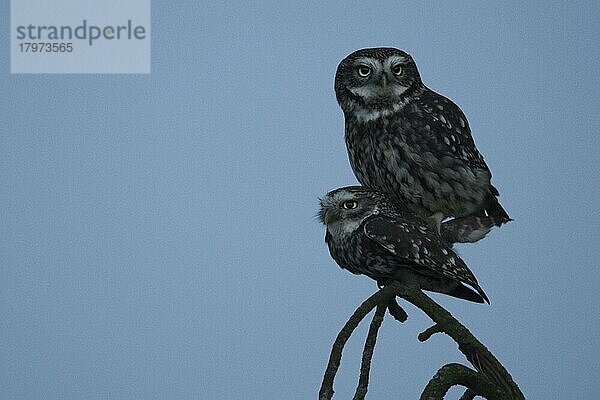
407;89;490;173
404;90;511;223
363;215;489;303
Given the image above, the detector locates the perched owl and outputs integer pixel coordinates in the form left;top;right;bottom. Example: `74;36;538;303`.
319;186;489;303
334;47;511;233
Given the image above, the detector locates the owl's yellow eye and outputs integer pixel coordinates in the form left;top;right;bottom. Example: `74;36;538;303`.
341;200;358;210
357;65;372;77
391;64;403;76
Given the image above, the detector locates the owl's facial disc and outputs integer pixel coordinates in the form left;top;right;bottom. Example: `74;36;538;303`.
340;53;416;114
319;188;374;226
350;83;409;108
349;59;410;109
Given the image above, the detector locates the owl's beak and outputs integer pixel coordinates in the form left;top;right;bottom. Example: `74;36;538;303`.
379;75;388;88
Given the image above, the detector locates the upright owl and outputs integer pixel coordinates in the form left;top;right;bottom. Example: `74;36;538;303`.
334;47;511;232
319;186;489;303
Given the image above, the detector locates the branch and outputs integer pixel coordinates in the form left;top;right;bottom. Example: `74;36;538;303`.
420;363;511;400
319;282;524;399
418;323;444;342
389;282;525;400
319;285;398;400
459;388;477;400
353;304;386;400
387;296;408;322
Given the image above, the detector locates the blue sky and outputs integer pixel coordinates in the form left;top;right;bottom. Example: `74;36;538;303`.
1;1;599;399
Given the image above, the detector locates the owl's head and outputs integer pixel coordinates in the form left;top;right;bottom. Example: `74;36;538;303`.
334;47;422;115
319;186;391;227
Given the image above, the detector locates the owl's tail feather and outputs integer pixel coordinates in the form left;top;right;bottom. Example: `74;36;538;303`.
443;283;489;304
484;191;512;226
441;216;496;244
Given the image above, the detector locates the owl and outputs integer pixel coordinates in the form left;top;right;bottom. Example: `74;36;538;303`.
334;47;511;233
319;186;489;303
440;215;499;245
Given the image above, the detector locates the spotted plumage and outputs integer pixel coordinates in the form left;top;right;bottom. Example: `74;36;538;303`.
335;47;511;234
319;186;489;303
440;215;498;244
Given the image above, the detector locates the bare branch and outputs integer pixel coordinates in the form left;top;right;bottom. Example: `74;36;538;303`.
418;323;444;342
460;388;477;400
319;283;525;399
390;282;525;400
353;304;386;400
419;363;511;400
319;286;398;400
387;296;408;322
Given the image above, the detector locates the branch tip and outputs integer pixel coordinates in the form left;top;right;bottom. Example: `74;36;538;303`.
387;296;408;322
418;323;444;342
